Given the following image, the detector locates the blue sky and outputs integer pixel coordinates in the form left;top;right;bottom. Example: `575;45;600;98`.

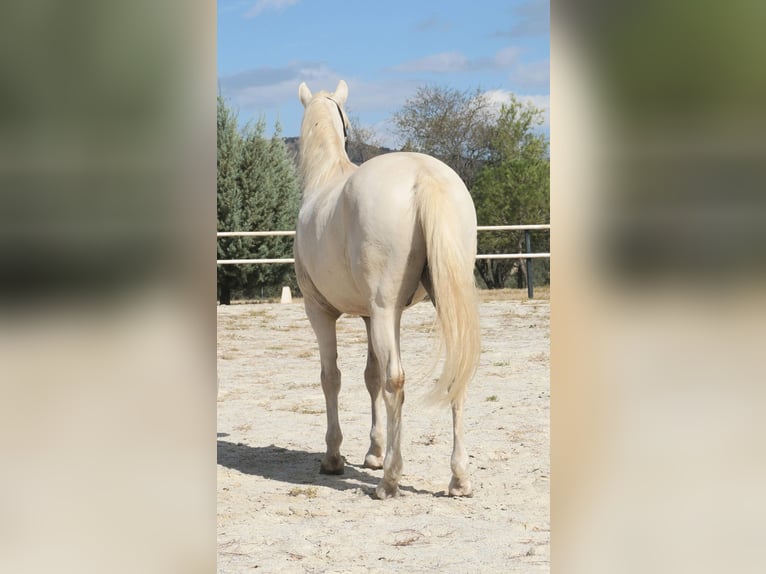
218;0;549;146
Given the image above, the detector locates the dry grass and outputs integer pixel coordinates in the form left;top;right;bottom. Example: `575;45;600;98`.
478;286;549;302
221;323;252;332
290;403;324;415
288;486;318;498
419;433;438;445
272;324;302;333
390;530;425;547
242;308;270;319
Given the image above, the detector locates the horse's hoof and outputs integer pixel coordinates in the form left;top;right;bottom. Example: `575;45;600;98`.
448;476;473;497
319;455;345;475
375;480;400;500
363;453;384;470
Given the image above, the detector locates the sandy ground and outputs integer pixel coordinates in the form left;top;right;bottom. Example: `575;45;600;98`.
217;294;550;573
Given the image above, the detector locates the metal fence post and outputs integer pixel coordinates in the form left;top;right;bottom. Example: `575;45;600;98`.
525;229;534;299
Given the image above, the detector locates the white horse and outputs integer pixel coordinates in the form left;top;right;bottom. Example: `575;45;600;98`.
294;80;481;499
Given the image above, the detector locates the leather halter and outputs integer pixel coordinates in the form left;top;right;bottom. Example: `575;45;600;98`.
327;97;349;152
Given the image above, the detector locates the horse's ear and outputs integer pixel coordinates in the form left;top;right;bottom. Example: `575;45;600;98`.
333;80;348;105
298;82;313;107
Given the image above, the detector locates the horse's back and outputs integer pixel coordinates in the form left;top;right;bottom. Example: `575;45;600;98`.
352;152;468;198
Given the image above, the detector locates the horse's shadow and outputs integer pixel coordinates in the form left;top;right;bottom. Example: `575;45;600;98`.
217;440;433;497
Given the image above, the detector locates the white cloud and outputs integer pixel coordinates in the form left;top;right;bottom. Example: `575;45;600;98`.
518;93;550;121
392;52;470;74
390;47;544;88
483;89;550;131
492;0;549;38
245;0;300;18
483;89;511;109
220;62;339;107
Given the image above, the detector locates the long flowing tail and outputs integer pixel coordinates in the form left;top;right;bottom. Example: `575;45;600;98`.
416;175;481;406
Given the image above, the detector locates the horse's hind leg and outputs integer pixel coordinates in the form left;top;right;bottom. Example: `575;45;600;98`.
449;395;473;496
369;307;405;499
305;302;344;475
362;317;385;469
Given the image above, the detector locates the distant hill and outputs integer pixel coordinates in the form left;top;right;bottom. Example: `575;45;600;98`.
283;137;397;168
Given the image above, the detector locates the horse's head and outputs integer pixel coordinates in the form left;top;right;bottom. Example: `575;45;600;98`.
298;80;349;150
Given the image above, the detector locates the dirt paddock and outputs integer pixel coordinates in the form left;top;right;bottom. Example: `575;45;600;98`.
217;292;550;573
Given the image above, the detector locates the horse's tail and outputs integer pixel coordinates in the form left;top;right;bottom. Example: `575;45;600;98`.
416;175;481;406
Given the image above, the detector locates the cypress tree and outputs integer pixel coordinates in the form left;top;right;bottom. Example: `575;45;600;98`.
216;95;246;305
237;117;270;293
217;103;303;301
262;121;301;292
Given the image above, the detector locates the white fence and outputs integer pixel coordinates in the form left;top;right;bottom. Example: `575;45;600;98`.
216;225;550;265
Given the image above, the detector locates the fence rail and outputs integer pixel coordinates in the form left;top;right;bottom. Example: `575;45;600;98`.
216;225;550;264
217;224;550;296
216;230;297;237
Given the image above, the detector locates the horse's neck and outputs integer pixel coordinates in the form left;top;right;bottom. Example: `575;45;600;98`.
299;135;355;196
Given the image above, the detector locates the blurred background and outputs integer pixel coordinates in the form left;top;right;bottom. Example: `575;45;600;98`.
552;1;766;573
0;2;215;573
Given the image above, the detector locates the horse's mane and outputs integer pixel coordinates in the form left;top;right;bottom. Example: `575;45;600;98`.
298;91;356;193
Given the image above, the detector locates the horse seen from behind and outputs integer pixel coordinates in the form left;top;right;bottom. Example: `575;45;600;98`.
294;80;481;499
